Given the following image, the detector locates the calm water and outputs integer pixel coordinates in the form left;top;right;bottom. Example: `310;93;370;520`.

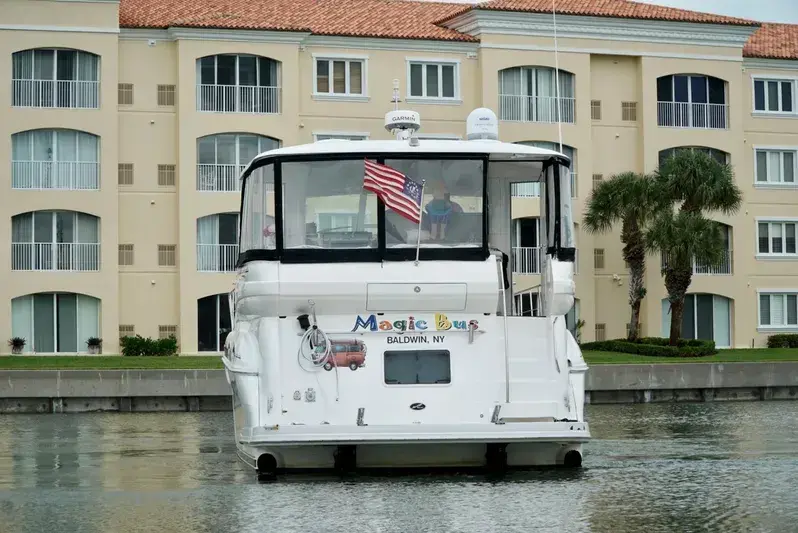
1;403;797;533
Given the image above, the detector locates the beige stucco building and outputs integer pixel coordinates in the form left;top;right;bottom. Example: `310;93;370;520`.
1;0;797;354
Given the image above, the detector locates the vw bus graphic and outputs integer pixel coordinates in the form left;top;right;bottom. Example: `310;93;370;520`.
323;339;367;371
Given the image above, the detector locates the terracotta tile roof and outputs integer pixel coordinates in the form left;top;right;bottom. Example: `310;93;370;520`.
441;0;758;26
744;23;798;60
120;0;476;42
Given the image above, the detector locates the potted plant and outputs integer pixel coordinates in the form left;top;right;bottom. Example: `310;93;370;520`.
86;337;103;355
8;337;26;355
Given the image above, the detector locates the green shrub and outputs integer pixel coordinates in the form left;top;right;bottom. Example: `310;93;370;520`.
767;334;798;348
120;335;178;356
580;337;716;357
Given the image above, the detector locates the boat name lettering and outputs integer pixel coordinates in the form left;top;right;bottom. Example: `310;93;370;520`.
352;314;478;332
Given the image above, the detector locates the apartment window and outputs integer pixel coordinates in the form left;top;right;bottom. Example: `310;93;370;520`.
314;57;365;98
622;101;637;121
12;48;100;109
118;163;133;186
12;211;101;271
591;100;601;120
118;244;134;266
196;54;280;113
12;129;100;190
197;213;239;272
659;146;729;169
759;292;798;329
314;133;369;141
657;74;727;129
595;323;606;341
158;164;176;187
118;83;133;105
753;77;795;114
197;134;280;192
158;245;176;266
757;221;797;256
593;248;605;269
157;84;176;106
755;148;796;185
159;325;178;339
592;174;603;189
499;66;575;123
408;61;458;101
119;325;135;338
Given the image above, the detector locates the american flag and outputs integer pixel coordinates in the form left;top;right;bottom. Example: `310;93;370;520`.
363;159;423;223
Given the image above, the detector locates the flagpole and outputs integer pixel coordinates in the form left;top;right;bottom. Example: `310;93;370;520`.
414;179;426;266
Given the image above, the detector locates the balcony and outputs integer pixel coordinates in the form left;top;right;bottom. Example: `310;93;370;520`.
12;161;100;190
196;84;280;114
657;101;728;130
197;164;246;192
197;243;239;272
12;79;100;109
661;249;733;275
11;243;101;271
510;173;577;198
499;95;575;124
512;246;541;274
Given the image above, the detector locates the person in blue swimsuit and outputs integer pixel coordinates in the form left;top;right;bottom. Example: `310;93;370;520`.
424;180;462;240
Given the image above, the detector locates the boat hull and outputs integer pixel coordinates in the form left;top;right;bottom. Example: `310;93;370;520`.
234;422;589;472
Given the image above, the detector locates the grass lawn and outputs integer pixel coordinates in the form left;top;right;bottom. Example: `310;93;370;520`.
583;348;798;364
0;356;224;370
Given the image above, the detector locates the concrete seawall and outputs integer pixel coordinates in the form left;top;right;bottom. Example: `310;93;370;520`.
0;362;796;413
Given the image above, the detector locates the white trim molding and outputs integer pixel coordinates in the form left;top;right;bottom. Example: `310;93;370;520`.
311;53;369;102
303;35;478;54
754;217;798;260
752;145;798;188
751;75;798;117
756;289;798;332
120;27;311;44
442;10;758;49
405;58;462;105
0;24;119;34
744;58;798;72
480;42;742;63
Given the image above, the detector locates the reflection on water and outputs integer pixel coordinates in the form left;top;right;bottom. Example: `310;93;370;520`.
0;403;796;532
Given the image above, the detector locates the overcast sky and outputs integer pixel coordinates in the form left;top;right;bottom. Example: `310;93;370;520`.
637;0;798;24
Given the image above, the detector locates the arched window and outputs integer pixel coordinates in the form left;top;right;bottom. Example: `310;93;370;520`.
12;129;100;190
661;294;731;348
498;66;575;123
198;294;231;352
656;74;727;129
11;211;101;272
12;48;100;109
196;54;281;114
197;133;280;192
660;222;732;275
12;293;100;353
658;146;729;168
197;213;239;272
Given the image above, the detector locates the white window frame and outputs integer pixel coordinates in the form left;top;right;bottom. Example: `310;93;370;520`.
406;58;461;105
312;131;370;142
312;54;368;102
753;145;798;188
755;217;798;259
751;75;797;116
757;289;798;331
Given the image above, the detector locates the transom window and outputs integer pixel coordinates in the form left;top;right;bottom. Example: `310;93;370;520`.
314;57;365;97
755;148;796;185
659;146;729;168
12;48;100;109
498;66;575;123
757;221;797;256
753;78;795;114
759;292;798;329
408;61;458;100
12;129;100;190
196;54;280;114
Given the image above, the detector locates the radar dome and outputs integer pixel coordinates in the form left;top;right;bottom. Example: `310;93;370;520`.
466;108;499;141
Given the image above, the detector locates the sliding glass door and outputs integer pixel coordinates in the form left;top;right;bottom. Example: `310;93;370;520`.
11;293;100;353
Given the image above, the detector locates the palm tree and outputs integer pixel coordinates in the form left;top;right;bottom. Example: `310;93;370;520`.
583;172;660;341
645;211;728;344
652;150;743;345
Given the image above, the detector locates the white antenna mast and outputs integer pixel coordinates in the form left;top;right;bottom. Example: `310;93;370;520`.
552;0;563;154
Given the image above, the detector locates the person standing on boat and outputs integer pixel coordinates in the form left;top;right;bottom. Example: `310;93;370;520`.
424;179;462;240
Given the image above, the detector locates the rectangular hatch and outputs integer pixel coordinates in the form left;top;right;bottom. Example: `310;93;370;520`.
366;283;467;311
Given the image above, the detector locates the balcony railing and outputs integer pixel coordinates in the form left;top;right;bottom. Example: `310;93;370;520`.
196;84;280;114
197;164;246;192
661;249;733;275
499;95;576;124
512;246;541;274
197;243;239;272
11;243;101;271
510;173;577;198
657;101;728;130
12;161;100;190
12;79;100;109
